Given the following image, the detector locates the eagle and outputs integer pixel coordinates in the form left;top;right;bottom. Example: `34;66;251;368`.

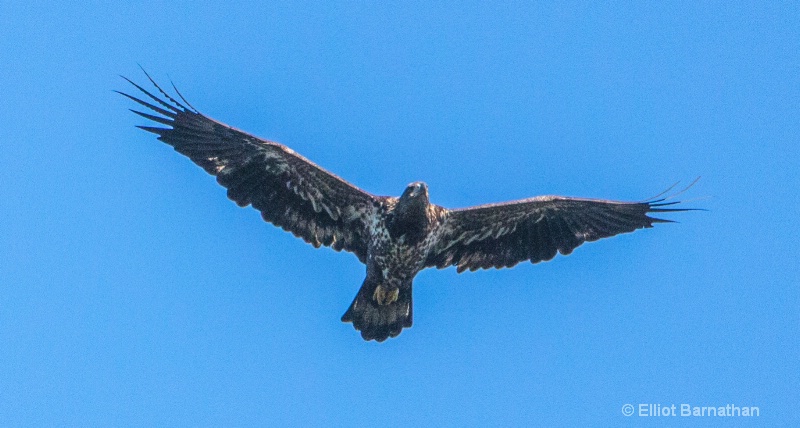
120;71;694;342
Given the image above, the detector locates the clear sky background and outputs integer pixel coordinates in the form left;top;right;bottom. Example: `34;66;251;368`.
1;2;798;426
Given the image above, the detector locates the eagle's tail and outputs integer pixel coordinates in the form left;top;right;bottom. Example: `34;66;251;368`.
341;278;412;342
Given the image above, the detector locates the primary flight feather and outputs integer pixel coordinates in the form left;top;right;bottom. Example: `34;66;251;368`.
120;71;694;342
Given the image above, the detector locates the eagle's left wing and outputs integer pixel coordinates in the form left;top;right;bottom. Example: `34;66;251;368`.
119;73;381;263
426;195;689;272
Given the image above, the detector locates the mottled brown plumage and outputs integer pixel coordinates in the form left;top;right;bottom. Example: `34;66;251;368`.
121;71;694;342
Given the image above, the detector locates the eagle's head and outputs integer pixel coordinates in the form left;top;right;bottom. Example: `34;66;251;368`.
401;182;429;203
391;182;431;239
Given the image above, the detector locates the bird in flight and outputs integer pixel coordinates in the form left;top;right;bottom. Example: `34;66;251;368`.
120;71;695;342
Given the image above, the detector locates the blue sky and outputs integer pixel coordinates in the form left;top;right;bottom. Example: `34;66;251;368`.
1;2;798;426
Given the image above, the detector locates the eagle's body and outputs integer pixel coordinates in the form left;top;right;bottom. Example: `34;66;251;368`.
342;184;444;340
121;72;693;342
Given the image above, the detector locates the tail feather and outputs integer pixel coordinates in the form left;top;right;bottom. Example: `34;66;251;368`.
341;278;412;342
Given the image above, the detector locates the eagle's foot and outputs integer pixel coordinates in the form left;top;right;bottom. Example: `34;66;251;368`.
372;285;399;306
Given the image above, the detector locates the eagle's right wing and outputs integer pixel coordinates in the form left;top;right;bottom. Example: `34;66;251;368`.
120;73;381;263
426;194;692;272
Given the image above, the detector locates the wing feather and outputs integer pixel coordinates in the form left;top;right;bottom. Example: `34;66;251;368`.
427;195;692;271
121;74;381;262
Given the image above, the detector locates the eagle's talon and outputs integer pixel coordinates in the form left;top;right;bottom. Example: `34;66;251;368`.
373;285;399;305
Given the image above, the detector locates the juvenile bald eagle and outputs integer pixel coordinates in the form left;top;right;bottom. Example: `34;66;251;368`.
120;72;694;342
